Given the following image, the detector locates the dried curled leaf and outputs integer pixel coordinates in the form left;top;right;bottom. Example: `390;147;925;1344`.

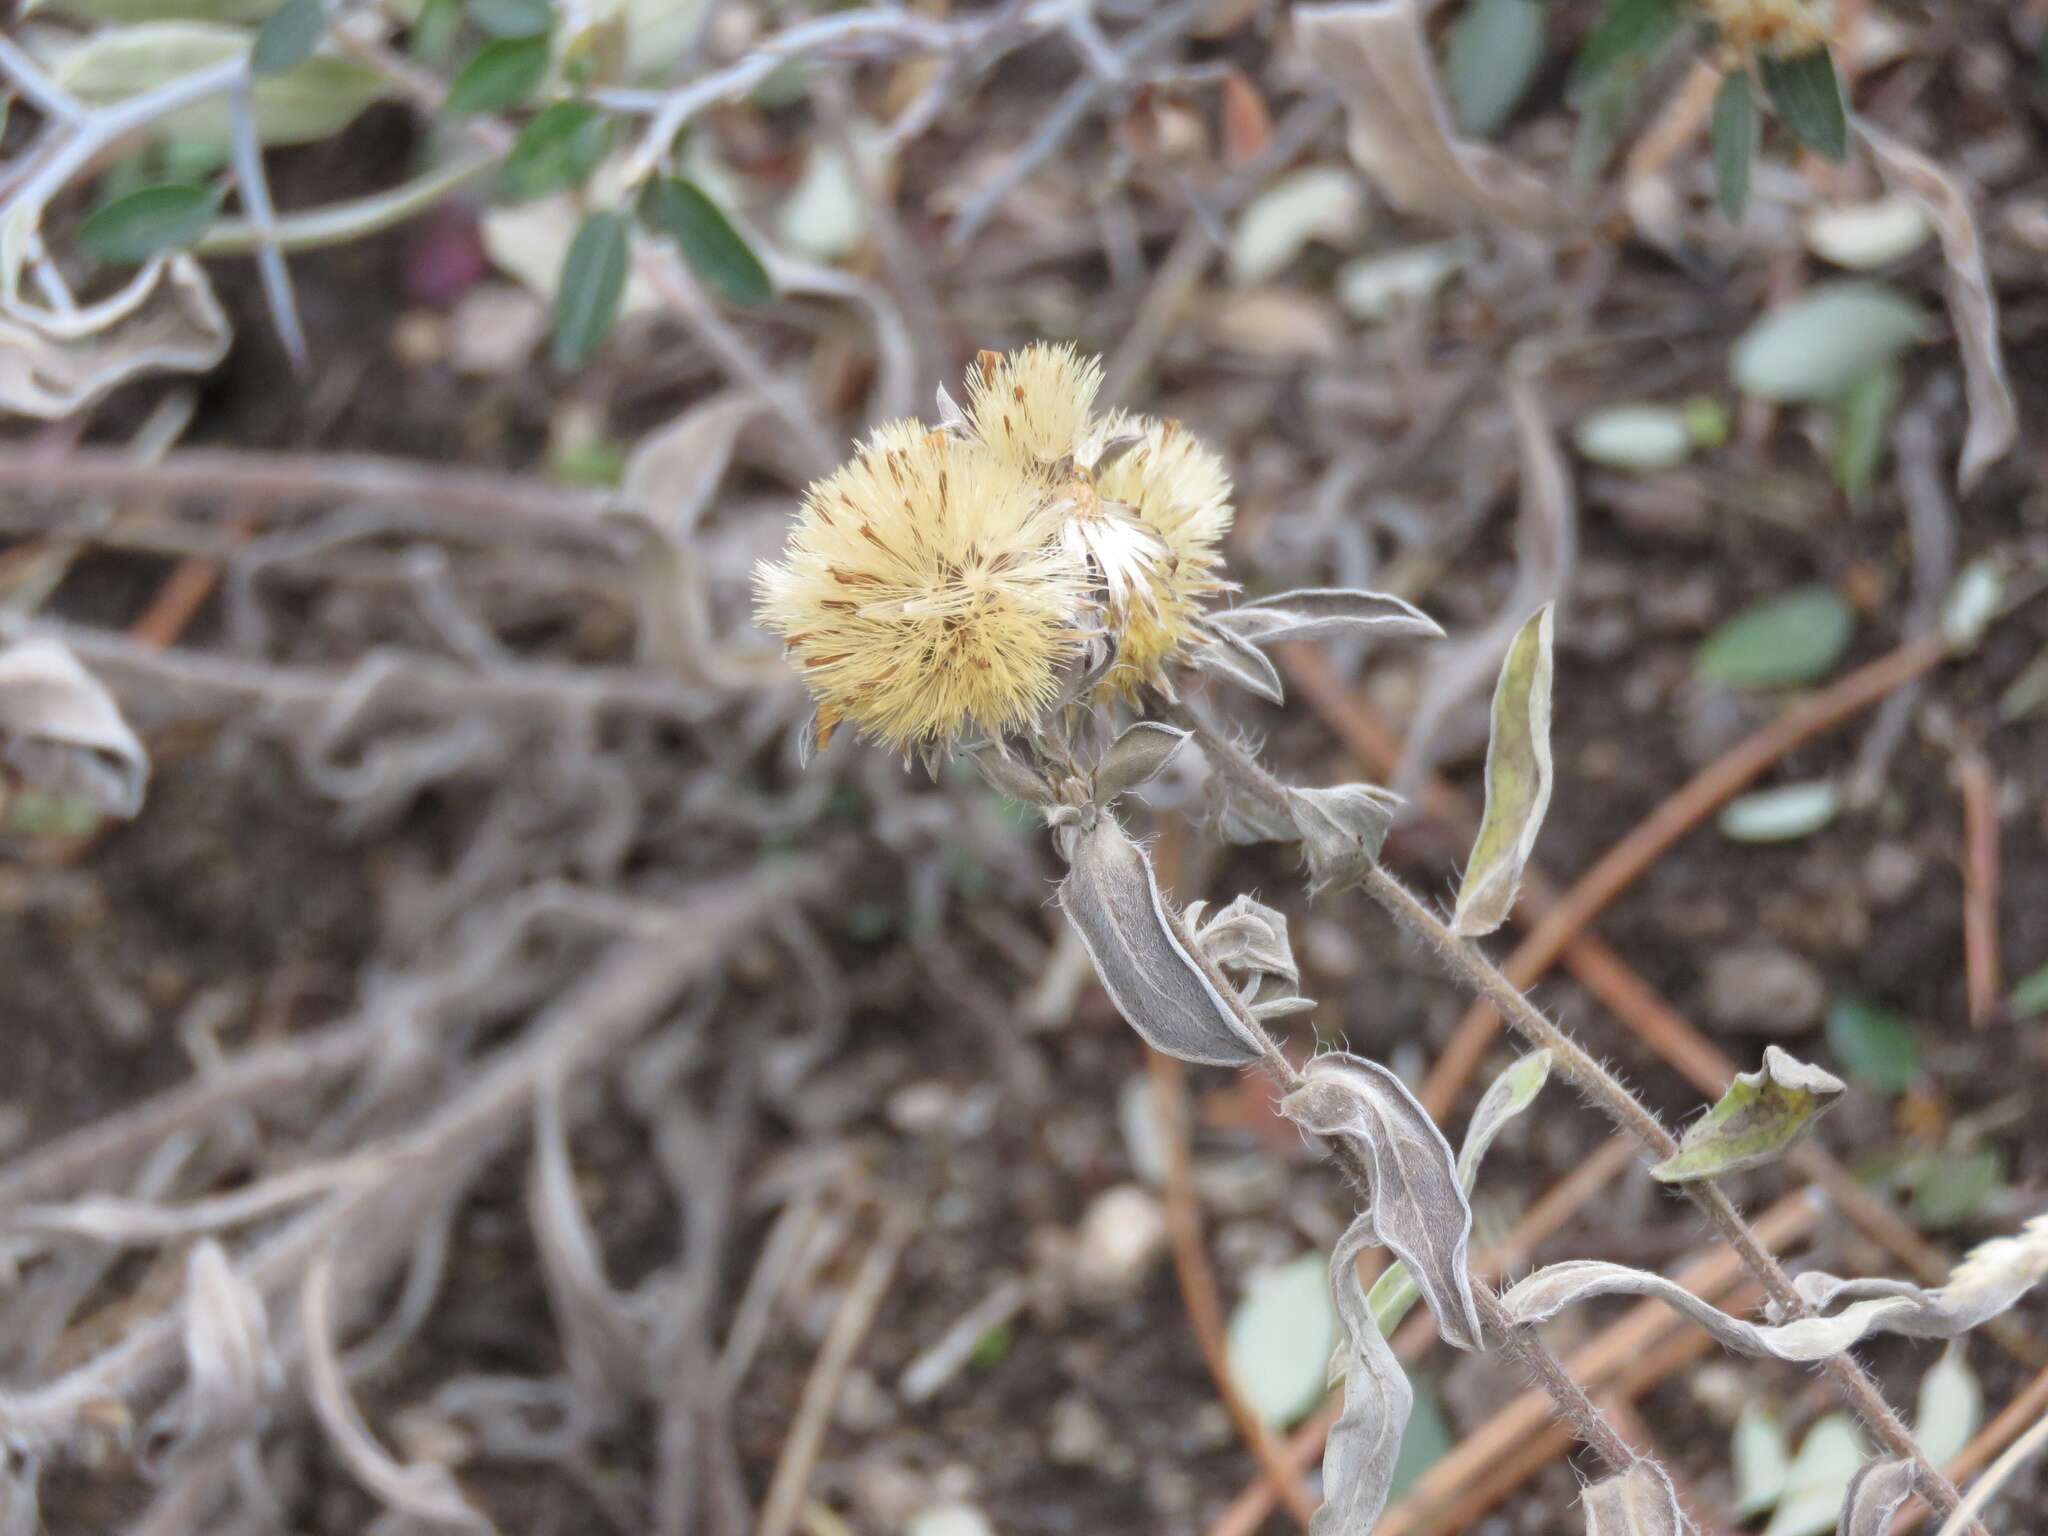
1093;722;1190;806
1370;1049;1550;1333
0;252;230;420
1582;1461;1687;1536
1295;0;1574;234
1650;1046;1845;1185
1856;121;2016;494
1057;815;1268;1067
0;637;150;818
1836;1458;1915;1536
1452;604;1554;936
1208;588;1444;648
1186;894;1299;988
1279;1053;1483;1349
1289;782;1399;890
1503;1214;2048;1363
1310;1212;1414;1536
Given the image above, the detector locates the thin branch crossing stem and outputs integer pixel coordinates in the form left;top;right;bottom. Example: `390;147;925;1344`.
1177;703;1982;1531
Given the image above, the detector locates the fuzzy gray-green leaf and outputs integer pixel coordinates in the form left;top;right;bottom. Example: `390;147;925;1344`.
1289;782;1400;890
1311;1213;1414;1536
1093;722;1189;806
1211;588;1443;648
1650;1046;1844;1184
1836;1459;1914;1536
1057;815;1266;1068
1453;603;1553;936
1582;1461;1684;1536
1280;1053;1483;1350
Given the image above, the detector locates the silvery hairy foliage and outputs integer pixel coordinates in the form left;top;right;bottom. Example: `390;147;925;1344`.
1581;1461;1690;1536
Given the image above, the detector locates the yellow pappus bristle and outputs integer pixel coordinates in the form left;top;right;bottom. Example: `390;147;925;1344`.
754;422;1089;751
1094;417;1236;692
964;342;1107;470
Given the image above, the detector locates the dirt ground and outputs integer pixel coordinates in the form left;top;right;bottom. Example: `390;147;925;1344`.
4;3;2048;1535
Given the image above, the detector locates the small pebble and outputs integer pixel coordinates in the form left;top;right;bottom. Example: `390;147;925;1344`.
1703;945;1826;1034
1862;842;1926;908
1069;1184;1168;1303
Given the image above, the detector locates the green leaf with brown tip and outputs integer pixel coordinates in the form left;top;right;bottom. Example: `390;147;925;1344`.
1452;603;1554;936
1650;1045;1845;1184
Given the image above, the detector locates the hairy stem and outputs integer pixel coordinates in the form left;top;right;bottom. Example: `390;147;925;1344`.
1178;704;1980;1529
1158;902;1645;1482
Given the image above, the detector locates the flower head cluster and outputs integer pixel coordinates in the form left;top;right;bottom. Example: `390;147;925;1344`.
1698;0;1827;56
756;345;1237;752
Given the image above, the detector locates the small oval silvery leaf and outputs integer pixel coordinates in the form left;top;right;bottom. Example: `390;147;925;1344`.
1279;1053;1483;1350
1289;782;1400;890
1650;1046;1844;1185
1190;623;1286;704
1057;815;1268;1068
1092;721;1189;806
1836;1458;1915;1536
1212;588;1444;648
1453;603;1554;936
1581;1461;1686;1536
970;746;1057;807
1309;1212;1414;1536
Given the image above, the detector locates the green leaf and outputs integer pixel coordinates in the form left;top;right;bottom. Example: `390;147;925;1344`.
251;0;324;75
498;101;612;202
2011;963;2048;1020
1908;1147;2004;1229
1695;586;1853;690
1651;1046;1845;1184
1717;780;1841;843
1568;0;1681;104
1573;403;1694;470
1825;998;1919;1096
1569;71;1637;190
410;0;463;63
1445;0;1545;139
552;208;629;369
1731;280;1927;404
1760;46;1847;163
1452;604;1553;937
1711;68;1757;223
446;34;549;115
1763;1416;1867;1536
637;176;773;306
78;181;221;263
468;0;552;38
54;21;392;146
1833;362;1902;501
1226;1252;1339;1428
1733;1405;1793;1519
1915;1350;1983;1470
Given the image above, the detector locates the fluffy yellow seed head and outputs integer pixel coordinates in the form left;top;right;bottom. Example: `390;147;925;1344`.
755;422;1089;751
1094;418;1236;692
964;342;1114;470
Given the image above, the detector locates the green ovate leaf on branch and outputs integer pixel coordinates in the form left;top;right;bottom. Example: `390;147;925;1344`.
1055;814;1268;1068
1711;67;1757;223
1453;602;1553;936
1695;586;1853;689
1568;0;1682;104
552;208;629;368
1650;1045;1844;1184
79;182;222;263
1582;1461;1685;1535
637;177;774;306
1759;46;1848;162
446;34;551;115
1717;780;1841;842
1833;362;1902;499
499;101;613;202
251;0;325;76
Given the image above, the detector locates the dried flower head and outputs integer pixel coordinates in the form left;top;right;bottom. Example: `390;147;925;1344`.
755;422;1088;752
958;345;1235;695
1094;418;1236;692
1699;0;1828;56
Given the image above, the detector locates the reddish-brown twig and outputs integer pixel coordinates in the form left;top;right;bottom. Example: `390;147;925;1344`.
1957;747;2002;1028
1148;1047;1317;1528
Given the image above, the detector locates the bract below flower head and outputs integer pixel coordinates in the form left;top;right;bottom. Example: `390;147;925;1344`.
755;421;1089;753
